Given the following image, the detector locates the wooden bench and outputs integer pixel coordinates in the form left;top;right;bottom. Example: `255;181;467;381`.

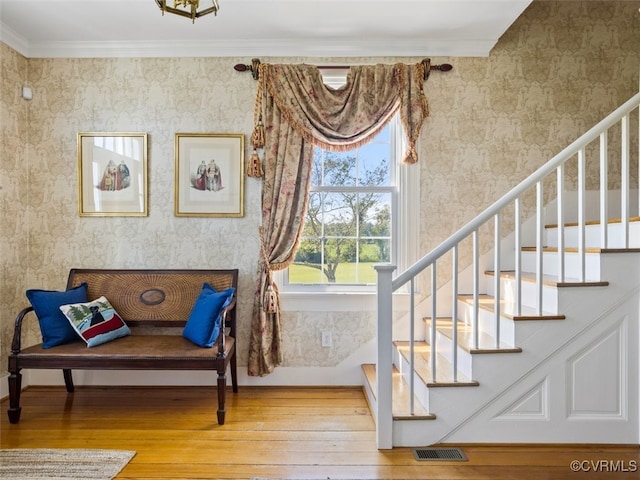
7;268;238;425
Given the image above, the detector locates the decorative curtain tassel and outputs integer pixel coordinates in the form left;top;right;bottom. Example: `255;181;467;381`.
252;116;265;149
404;145;419;165
264;284;278;313
247;149;264;177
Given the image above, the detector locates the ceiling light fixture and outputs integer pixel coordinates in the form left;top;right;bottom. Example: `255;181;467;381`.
155;0;219;23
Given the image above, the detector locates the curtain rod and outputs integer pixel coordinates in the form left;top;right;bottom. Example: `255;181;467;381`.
233;58;452;81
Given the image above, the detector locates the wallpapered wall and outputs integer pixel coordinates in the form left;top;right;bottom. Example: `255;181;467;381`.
1;44;30;373
1;1;638;382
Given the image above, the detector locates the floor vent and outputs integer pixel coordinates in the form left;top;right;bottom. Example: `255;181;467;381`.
412;447;467;462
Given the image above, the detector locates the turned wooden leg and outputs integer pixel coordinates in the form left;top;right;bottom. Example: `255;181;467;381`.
8;370;22;423
217;369;226;425
63;369;75;393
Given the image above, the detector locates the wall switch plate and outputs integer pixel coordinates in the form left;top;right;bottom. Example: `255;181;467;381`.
21;86;33;100
321;331;332;347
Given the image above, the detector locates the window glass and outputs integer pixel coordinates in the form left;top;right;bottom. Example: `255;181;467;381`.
358;143;391;186
288;123;395;287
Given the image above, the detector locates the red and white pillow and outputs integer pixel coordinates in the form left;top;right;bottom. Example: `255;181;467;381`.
59;296;130;348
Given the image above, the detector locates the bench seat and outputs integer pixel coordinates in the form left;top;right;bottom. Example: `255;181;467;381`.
14;335;235;369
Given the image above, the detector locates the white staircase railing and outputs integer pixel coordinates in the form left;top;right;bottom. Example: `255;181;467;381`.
374;92;640;449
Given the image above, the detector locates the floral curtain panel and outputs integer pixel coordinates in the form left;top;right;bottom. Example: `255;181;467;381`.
248;62;429;377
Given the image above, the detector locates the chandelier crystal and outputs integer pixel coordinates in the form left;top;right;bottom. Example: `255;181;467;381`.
155;0;220;23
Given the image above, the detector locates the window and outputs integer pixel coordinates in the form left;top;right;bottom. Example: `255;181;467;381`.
279;113;419;299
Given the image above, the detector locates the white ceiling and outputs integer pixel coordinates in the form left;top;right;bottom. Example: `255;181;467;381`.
0;0;533;59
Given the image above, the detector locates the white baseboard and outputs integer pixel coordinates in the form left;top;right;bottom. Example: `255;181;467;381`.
0;372;8;401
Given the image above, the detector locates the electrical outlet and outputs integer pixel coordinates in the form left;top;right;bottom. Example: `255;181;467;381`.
321;331;332;347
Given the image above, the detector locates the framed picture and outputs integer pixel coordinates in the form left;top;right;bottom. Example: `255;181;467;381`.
77;132;148;216
174;133;245;217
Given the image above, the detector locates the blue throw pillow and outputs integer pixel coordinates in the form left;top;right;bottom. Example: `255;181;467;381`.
183;283;235;348
26;283;89;349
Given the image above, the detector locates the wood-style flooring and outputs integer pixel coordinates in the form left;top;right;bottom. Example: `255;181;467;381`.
1;385;638;479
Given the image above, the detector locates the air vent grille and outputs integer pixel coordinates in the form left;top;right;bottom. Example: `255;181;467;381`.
412;447;467;462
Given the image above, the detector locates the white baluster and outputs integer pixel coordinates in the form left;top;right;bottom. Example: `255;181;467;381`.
472;230;479;349
452;245;459;382
600;131;608;248
557;164;565;282
514;199;521;316
493;215;501;347
578;149;586;282
536;181;544;315
621;114;630;248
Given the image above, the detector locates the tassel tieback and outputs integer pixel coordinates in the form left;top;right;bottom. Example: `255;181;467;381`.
247;149;264;177
264;284;278;314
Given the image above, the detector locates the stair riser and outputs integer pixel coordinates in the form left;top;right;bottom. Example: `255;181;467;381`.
393;348;431;411
485;276;559;314
429;329;474;379
362;373;377;420
546;222;640;249
521;251;602;281
458;301;516;345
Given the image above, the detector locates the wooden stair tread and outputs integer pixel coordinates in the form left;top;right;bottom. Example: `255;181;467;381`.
458;294;566;321
394;341;479;387
361;363;436;420
545;216;640;229
485;270;609;288
425;317;522;354
521;246;640;254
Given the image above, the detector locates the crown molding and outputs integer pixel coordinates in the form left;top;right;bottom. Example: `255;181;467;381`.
1;36;495;59
0;22;29;57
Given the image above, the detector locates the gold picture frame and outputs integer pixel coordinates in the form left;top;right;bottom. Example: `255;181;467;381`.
174;133;245;217
77;132;148;216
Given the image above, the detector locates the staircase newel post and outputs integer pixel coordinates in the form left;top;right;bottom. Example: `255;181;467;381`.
374;264;396;450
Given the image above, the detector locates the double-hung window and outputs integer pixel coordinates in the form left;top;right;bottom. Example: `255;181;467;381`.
278;113;419;304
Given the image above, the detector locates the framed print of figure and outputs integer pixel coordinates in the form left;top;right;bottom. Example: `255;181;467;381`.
174;133;245;217
77;132;148;216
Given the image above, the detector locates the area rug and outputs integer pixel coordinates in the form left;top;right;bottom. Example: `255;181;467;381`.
0;448;136;480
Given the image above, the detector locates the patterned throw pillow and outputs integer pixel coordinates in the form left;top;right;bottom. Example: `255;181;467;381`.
59;296;131;347
183;283;235;348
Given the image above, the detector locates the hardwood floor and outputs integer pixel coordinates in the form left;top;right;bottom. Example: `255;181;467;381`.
1;386;638;479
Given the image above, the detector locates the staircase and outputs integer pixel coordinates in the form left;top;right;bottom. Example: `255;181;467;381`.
363;92;640;449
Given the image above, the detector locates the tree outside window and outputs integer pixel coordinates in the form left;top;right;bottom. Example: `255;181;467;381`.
288;123;395;285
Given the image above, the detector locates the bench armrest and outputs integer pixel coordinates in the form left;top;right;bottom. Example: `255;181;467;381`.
11;306;35;354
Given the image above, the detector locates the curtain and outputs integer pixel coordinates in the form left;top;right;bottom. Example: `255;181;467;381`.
248;62;429;377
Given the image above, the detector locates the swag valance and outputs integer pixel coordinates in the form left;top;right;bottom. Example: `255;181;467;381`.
247;61;431;377
250;61;429;167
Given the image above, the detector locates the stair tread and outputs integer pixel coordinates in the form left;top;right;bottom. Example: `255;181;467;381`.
361;363;436;420
521;246;640;253
458;294;565;320
425;317;522;353
394;341;479;387
545;216;640;229
485;270;609;288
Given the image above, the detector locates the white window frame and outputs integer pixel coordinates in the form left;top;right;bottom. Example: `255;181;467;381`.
275;113;420;312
